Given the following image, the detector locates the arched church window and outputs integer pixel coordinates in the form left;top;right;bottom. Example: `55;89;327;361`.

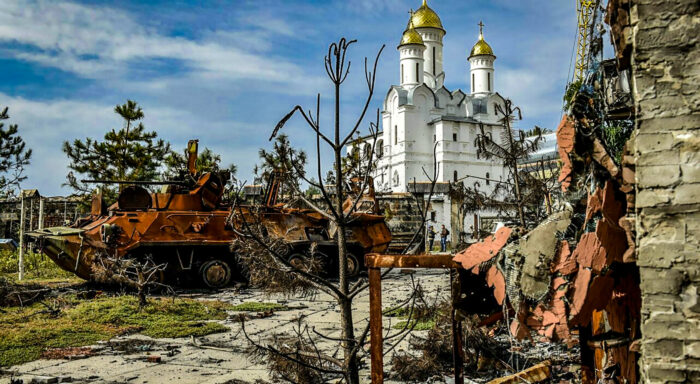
394;125;398;145
363;143;371;159
472;74;475;93
488;72;491;92
452;133;457;142
432;47;436;74
393;171;399;187
486;172;490;185
401;64;404;83
376;139;384;158
453;170;458;182
416;63;419;82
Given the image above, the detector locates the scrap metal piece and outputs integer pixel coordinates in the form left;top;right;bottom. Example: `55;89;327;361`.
487;360;552;384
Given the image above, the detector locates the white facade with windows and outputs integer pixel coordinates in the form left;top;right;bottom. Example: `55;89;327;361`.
357;1;513;243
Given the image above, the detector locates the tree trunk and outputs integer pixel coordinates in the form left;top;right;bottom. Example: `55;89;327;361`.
334;80;359;384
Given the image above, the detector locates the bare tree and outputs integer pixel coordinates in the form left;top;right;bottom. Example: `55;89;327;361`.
92;252;168;308
231;36;449;384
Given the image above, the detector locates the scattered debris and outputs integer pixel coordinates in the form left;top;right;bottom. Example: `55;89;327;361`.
40;347;94;361
146;355;162;363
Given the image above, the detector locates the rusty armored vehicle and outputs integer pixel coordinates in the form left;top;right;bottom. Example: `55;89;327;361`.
28;141;392;288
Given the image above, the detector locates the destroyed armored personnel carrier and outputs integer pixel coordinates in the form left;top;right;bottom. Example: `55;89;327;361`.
27;141;392;288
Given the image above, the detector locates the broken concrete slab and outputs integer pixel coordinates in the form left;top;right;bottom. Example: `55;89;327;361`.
511;209;573;300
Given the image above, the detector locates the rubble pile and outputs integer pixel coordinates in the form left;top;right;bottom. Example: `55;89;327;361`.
452;99;639;383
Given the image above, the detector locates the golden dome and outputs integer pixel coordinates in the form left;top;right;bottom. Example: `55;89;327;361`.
469;23;495;58
411;0;444;32
469;36;494;57
398;18;425;48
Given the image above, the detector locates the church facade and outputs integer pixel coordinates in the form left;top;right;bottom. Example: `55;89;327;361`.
358;1;513;245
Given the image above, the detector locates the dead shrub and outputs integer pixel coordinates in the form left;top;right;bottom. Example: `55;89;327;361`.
232;236;322;297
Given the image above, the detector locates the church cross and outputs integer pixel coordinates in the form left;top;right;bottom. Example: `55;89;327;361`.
478;21;484;36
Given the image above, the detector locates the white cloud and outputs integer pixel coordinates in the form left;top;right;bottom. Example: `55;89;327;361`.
0;0;315;87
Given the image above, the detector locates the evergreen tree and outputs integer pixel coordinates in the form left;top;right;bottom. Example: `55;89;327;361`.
254;134;307;198
0;107;32;196
163;146;237;180
63;100;170;202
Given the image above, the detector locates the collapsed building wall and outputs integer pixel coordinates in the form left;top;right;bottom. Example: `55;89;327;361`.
625;0;700;382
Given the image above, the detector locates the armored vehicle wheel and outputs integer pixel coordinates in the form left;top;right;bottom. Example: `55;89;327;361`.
200;259;232;288
287;253;307;270
345;253;360;278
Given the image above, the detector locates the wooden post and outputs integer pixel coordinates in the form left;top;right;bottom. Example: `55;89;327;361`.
18;195;25;280
38;198;44;230
450;271;464;384
369;267;383;384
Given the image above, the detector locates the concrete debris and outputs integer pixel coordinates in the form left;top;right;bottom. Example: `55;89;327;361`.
512;209;572;300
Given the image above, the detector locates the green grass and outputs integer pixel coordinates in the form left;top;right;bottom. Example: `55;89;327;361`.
392;319;436;331
383;306;411;317
0;295;232;367
230;302;288;312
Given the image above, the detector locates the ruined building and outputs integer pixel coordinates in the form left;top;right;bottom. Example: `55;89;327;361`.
618;0;700;381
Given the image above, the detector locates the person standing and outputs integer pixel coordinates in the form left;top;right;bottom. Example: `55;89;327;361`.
428;226;436;252
440;224;449;252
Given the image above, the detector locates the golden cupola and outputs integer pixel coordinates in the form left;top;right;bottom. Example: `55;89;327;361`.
469;23;495;58
411;0;444;32
398;18;425;48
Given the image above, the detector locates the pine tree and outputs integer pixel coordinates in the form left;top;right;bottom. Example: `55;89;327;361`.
63;100;170;202
254;133;307;198
0;106;32;196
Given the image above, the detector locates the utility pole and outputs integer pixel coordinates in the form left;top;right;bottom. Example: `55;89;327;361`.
29;198;33;230
18;195;25;280
38;197;44;229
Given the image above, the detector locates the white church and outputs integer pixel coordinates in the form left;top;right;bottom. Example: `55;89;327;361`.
356;0;514;244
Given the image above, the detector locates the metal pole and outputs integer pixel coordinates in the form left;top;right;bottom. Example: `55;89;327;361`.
38;198;44;229
18;196;25;280
369;267;383;384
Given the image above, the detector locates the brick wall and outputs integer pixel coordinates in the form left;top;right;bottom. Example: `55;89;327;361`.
631;0;700;381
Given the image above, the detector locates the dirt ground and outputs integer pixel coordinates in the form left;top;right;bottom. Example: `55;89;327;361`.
1;270;455;384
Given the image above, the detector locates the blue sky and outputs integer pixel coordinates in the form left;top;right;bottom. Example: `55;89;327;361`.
0;0;578;195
